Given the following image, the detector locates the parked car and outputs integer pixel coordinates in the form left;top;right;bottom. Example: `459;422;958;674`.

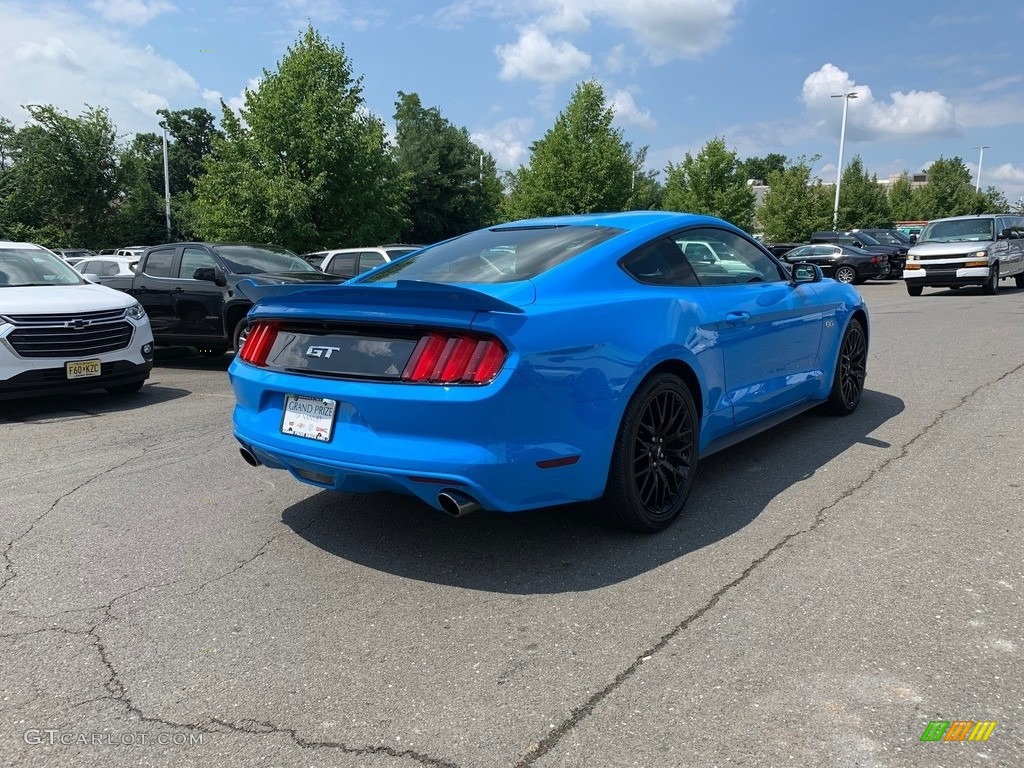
0;240;154;399
852;228;911;247
903;214;1024;296
125;242;346;356
74;255;139;291
316;245;422;278
229;211;869;533
781;243;889;283
810;230;906;277
55;248;95;265
115;246;147;259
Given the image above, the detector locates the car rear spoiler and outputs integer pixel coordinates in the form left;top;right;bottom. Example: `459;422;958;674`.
237;279;526;315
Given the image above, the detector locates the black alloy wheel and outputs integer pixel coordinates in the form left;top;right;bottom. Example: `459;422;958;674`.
982;263;1000;295
824;319;867;415
597;373;698;533
233;318;250;352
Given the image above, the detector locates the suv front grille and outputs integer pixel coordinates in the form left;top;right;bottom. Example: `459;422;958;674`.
1;308;127;325
4;312;134;358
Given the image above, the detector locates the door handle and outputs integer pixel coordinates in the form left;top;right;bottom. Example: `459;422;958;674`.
172;287;184;293
725;311;751;326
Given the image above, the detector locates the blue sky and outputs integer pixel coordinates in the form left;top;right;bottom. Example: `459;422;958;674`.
4;0;1023;202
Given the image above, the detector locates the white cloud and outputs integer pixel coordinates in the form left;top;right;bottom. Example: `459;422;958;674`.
496;27;591;83
458;0;739;65
1;2;200;136
609;89;655;129
604;44;636;76
801;63;960;142
87;0;175;25
471;117;534;170
986;163;1024;201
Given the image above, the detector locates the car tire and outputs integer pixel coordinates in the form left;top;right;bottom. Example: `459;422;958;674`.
823;318;867;416
1015;273;1024;289
105;379;145;395
835;265;857;284
595;373;699;533
907;284;923;297
233;317;250;352
982;263;999;295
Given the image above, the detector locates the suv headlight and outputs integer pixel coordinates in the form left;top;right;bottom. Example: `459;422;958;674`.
125;303;147;321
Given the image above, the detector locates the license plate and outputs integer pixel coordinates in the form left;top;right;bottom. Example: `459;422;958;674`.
66;359;101;379
281;395;337;442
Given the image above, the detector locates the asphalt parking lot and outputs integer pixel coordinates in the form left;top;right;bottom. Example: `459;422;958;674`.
2;279;1022;768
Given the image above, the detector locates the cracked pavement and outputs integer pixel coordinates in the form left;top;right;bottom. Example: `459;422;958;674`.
1;285;1022;767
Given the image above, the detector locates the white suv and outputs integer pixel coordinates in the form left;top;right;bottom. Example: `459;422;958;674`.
308;245;421;278
0;241;155;399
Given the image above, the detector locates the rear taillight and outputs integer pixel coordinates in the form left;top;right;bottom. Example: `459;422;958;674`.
402;333;507;384
870;255;881;264
238;322;278;367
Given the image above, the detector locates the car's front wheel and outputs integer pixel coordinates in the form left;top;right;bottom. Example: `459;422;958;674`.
834;265;857;284
823;318;867;415
596;373;698;533
982;263;1000;295
907;284;923;296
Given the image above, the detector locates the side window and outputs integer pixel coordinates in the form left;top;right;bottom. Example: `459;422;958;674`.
620;238;699;286
678;228;785;285
103;261;120;276
813;245;836;257
326;253;357;277
78;260;95;273
179;247;217;279
142;248;174;278
357;252;387;274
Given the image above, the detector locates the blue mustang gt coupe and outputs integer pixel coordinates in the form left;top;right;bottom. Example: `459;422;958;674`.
229;212;868;532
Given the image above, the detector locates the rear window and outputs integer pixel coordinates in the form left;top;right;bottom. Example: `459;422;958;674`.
361;226;622;284
213;245;314;274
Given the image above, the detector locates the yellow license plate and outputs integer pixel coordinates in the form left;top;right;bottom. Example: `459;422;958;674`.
66;359;102;379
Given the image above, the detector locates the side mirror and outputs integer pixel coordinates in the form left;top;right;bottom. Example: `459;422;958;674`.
791;262;823;284
193;266;227;286
998;228;1013;240
852;240;864;248
909;233;918;244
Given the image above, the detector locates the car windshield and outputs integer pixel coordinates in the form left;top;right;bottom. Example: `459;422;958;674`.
919;219;995;243
869;230;909;245
0;248;86;287
213;245;315;274
851;232;880;245
361;225;623;284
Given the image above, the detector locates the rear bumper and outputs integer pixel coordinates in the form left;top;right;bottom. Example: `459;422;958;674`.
229;362;621;512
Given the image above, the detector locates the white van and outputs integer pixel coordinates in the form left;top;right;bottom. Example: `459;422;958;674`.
904;214;1024;296
0;241;155;399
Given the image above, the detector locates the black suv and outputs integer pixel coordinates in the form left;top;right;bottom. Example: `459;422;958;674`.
810;230;907;277
126;242;345;355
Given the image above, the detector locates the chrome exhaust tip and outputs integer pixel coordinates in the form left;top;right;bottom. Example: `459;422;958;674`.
437;490;481;518
239;447;260;467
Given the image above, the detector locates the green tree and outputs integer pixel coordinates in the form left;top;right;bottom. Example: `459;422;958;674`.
193;27;403;252
836;155;891;229
662;137;756;231
737;153;787;184
624;146;663;211
0;105;120;248
114;132;167;245
156;106;221;240
392;91;502;243
758;155;832;241
914;157;979;219
502;80;644;220
886;173;923;221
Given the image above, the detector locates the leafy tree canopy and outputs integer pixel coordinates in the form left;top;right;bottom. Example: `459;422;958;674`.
662;137;756;231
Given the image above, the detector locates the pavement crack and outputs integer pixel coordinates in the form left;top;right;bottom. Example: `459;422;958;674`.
186;497;331;596
0;450;147;598
513;361;1024;767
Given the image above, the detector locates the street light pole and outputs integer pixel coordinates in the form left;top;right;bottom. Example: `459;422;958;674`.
831;91;858;230
974;145;989;193
162;127;172;241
